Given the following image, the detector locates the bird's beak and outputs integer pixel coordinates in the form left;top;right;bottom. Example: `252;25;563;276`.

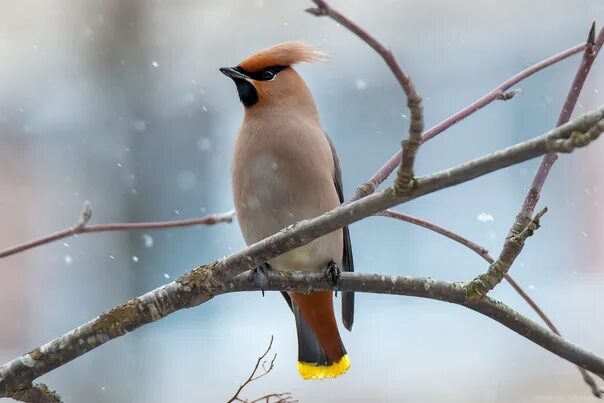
219;67;249;80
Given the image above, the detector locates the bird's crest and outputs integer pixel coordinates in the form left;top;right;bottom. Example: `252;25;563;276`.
238;41;326;72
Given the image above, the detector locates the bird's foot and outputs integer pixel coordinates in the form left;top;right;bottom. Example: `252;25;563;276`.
249;263;271;296
325;261;341;296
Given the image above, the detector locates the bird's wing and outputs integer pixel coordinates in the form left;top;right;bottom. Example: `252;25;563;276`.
324;132;355;331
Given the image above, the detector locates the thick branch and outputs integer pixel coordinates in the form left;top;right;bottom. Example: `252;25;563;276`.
225;272;604;379
0;205;235;260
8;382;61;403
0;108;603;397
2;270;604;399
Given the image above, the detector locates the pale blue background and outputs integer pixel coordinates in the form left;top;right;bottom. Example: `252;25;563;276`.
0;1;603;402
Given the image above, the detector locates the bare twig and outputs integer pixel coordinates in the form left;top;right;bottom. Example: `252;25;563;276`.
1;108;603;398
380;209;604;393
465;208;548;298
378;209;559;332
306;0;424;195
227;336;293;403
519;23;604;229
0;203;235;260
508;22;604;398
349;41;586;201
249;393;297;403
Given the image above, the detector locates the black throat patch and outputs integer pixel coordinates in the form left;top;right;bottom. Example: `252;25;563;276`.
233;78;258;107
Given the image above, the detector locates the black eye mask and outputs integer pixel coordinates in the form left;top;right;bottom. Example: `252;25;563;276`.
230;65;288;107
234;65;288;81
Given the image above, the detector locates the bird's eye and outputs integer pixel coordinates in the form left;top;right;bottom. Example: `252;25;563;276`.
261;70;275;80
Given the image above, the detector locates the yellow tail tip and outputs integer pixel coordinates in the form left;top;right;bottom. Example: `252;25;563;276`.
297;355;350;380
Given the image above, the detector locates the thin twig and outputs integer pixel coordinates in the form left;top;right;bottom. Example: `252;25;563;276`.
461;109;604;301
465;208;548;298
0;202;235;259
520;24;604;228
306;0;424;195
381;208;603;397
226;336;294;403
510;22;604;398
349;41;586;201
227;336;274;402
249;393;297;403
378;209;559;332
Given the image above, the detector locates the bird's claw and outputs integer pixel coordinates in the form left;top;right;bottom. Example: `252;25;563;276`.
325;261;341;296
250;263;271;296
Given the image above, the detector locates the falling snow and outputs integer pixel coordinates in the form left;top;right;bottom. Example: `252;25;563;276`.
197;137;212;151
133;120;146;132
64;255;73;264
477;212;494;222
142;234;154;248
177;170;197;190
184;92;195;104
151;61;159;68
132;256;139;263
163;273;170;279
355;79;367;90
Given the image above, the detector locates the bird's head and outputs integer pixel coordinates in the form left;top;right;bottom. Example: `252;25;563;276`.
220;41;325;110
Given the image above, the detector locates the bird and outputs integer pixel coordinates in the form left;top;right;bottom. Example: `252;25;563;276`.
220;41;354;380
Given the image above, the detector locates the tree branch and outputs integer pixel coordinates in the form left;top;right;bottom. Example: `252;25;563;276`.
226;272;604;379
2;269;604;400
465;208;548;298
1;107;603;397
305;3;592;393
379;208;602;396
378;209;558;330
8;382;62;403
227;336;295;403
466;22;604;398
349;41;586;200
0;203;235;260
520;24;604;227
305;0;424;196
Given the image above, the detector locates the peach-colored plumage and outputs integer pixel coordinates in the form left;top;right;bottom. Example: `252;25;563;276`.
238;41;326;72
224;42;352;379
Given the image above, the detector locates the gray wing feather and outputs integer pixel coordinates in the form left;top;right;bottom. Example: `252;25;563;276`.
324;132;355;331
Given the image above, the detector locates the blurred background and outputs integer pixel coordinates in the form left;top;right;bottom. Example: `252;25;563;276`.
0;0;603;402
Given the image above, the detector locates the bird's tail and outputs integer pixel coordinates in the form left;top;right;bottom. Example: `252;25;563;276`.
290;291;350;379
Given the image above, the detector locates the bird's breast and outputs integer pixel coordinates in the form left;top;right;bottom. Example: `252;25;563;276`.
231;124;342;272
